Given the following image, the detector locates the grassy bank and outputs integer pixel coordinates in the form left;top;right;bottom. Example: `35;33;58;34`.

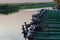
0;2;55;14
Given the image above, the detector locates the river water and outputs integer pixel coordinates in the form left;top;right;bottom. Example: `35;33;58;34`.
0;7;52;40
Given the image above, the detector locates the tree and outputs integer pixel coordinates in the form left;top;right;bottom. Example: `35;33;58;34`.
54;0;60;9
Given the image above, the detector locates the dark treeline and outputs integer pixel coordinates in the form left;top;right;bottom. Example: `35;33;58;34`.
0;2;55;14
0;4;20;14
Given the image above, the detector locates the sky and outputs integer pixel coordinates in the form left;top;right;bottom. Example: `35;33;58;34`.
0;0;53;3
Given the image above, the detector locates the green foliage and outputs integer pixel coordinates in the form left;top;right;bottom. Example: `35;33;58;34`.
0;4;20;14
19;2;55;9
0;2;54;15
